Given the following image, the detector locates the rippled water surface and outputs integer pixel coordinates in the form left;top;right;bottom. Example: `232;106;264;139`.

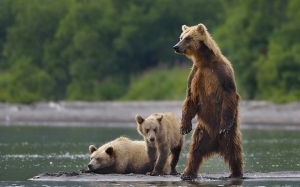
0;125;300;186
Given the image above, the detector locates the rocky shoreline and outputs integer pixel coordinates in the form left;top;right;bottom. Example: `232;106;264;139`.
0;101;299;128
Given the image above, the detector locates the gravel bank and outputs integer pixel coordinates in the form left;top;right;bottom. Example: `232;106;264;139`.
0;101;299;128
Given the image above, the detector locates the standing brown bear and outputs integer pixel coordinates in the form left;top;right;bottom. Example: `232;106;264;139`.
173;23;243;180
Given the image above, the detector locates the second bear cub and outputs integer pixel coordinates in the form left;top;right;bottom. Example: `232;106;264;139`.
136;112;184;175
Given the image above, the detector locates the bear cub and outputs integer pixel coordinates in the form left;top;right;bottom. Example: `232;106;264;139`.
136;112;184;176
86;136;171;174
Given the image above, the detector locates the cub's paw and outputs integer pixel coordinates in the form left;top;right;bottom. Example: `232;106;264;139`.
146;171;160;176
170;170;180;175
78;169;91;174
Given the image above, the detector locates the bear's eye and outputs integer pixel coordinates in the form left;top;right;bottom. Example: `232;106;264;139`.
185;37;192;41
96;158;101;161
153;128;157;133
90;157;93;160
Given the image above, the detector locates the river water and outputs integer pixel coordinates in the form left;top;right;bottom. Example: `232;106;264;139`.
0;124;300;186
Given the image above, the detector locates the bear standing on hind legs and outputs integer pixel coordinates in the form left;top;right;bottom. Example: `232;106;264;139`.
173;23;243;180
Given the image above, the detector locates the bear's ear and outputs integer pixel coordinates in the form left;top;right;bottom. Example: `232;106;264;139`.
105;146;113;155
197;24;207;34
156;114;163;122
182;25;189;31
135;114;144;124
89;145;97;154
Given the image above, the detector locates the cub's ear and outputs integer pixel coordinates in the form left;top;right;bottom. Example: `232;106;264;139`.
105;146;113;155
156;114;163;122
182;25;189;31
89;145;97;154
135;114;144;124
197;23;207;34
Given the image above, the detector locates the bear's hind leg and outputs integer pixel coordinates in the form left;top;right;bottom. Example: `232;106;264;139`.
219;129;243;178
181;126;216;180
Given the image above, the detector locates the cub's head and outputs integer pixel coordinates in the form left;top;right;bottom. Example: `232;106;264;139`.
135;113;163;144
87;145;115;171
173;23;216;58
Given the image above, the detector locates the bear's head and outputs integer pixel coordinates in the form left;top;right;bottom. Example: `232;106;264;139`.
135;113;163;144
87;145;115;171
173;23;219;58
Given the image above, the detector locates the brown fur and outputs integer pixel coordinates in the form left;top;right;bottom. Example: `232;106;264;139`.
87;136;171;174
136;112;184;176
173;23;243;180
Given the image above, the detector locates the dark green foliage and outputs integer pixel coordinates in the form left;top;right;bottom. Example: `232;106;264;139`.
121;66;190;101
214;0;288;99
0;0;224;102
0;0;299;103
255;0;300;102
5;57;55;103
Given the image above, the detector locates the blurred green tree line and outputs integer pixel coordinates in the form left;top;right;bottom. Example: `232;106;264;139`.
0;0;299;103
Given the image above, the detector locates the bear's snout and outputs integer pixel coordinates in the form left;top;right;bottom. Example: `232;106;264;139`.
88;164;93;170
149;137;155;142
173;45;180;53
173;44;185;54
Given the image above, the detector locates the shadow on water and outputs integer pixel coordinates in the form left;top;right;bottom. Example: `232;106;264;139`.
1;124;300;186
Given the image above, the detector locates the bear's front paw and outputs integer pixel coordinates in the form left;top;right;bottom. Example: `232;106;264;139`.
180;122;192;135
219;122;233;134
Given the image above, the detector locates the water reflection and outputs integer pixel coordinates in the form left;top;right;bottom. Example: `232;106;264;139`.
87;179;244;187
242;129;300;172
0;125;300;186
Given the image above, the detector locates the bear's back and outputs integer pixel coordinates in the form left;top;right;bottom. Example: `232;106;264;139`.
111;137;151;173
161;112;184;148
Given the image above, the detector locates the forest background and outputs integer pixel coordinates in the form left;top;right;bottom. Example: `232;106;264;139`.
0;0;299;104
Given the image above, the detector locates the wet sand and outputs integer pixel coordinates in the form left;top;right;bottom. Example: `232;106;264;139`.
1;100;300;127
30;171;300;182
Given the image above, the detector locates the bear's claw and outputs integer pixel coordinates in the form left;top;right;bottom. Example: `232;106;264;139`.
180;125;192;135
147;171;162;176
219;122;232;134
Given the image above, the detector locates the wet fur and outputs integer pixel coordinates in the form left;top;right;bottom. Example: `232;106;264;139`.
173;24;243;180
